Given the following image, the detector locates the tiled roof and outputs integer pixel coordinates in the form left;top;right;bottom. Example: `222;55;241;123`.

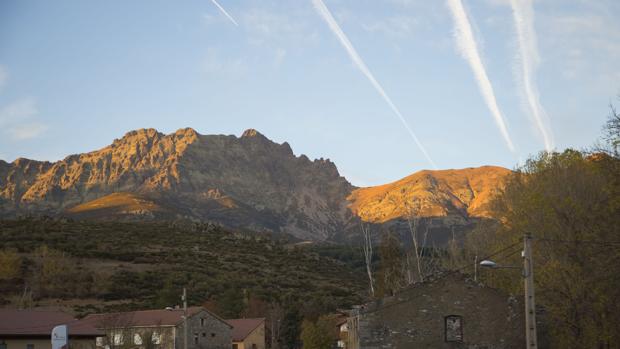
226;318;265;341
0;309;103;336
81;307;205;327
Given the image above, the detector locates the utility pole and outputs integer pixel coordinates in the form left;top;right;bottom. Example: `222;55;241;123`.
523;234;538;348
474;254;478;282
182;288;188;349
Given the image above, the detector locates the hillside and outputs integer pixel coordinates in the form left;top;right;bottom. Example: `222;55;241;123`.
0;218;365;316
348;166;511;223
0;128;511;242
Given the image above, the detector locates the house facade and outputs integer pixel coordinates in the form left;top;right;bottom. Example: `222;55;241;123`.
335;318;348;349
81;307;232;349
346;274;524;349
0;309;103;349
225;318;265;349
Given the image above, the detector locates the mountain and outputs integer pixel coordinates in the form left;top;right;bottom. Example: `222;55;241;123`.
0;128;511;241
348;166;511;223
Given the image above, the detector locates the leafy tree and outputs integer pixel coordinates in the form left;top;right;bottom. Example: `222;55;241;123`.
469;149;620;348
300;316;334;349
279;306;302;349
376;231;406;297
154;279;180;308
0;248;21;280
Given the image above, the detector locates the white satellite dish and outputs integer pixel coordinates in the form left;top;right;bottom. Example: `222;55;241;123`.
51;325;68;349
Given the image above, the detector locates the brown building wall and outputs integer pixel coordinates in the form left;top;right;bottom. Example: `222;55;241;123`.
94;310;231;349
1;338;97;349
350;275;524;349
96;326;176;349
232;322;265;349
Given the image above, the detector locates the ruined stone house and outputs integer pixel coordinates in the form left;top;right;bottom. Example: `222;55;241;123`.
346;274;524;349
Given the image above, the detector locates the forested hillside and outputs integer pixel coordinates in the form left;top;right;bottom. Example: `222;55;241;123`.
0;219;366;319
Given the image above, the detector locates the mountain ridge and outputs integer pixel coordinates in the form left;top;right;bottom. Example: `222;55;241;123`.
0;127;511;241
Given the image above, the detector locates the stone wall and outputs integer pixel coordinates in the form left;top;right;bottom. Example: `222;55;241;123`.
176;310;231;349
349;274;524;349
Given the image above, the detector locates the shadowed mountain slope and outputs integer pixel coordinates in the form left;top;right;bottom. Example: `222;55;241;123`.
0;128;510;241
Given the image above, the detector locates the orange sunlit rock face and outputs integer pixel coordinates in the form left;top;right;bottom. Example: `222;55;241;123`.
347;166;511;223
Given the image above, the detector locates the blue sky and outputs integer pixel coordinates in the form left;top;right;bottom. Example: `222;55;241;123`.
0;0;618;186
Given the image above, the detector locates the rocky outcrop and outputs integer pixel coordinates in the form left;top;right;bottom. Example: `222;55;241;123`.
0;128;352;240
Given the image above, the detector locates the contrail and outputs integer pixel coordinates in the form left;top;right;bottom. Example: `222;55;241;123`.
510;0;554;152
312;0;437;169
446;0;516;152
210;0;238;26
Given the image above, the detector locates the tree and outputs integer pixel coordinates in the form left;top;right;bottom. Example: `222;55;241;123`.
469;149;620;348
376;231;406;297
279;306;302;349
0;248;21;280
300;316;334;349
155;279;180;308
404;200;436;283
32;245;73;297
360;224;375;297
603;99;620;156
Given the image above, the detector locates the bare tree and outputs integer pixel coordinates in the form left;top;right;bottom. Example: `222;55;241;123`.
360;223;375;297
267;302;284;349
405;201;426;283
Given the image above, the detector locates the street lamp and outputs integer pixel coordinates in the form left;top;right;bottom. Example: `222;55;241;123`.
480;233;537;349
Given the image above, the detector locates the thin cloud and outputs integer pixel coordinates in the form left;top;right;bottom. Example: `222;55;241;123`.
8;122;48;140
0;98;47;140
209;0;238;26
447;0;516;152
312;0;437;169
510;0;554;152
0;98;38;126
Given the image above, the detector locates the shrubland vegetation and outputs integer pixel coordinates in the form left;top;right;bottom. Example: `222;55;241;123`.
0;219;366;348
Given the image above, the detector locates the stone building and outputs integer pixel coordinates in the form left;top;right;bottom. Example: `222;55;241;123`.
81;307;232;349
0;309;103;349
346;274;524;349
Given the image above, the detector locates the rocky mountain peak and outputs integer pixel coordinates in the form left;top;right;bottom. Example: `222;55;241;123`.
241;128;264;138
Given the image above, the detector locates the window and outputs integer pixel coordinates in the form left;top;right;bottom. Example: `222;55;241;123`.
134;333;143;345
445;315;463;342
200;318;206;326
151;332;161;345
113;333;124;346
96;337;105;347
26;344;34;349
202;333;206;337
251;345;257;349
232;345;239;349
210;333;216;337
194;333;199;345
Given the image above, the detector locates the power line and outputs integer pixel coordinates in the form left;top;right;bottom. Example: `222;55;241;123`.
445;240;523;276
535;238;620;245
